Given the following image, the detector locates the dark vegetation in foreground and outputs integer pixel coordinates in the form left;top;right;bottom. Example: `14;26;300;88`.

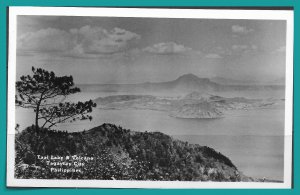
16;123;254;181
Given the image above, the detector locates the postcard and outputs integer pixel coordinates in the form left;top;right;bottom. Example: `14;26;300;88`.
7;7;293;188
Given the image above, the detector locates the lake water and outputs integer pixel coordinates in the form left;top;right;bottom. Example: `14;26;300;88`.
15;90;286;181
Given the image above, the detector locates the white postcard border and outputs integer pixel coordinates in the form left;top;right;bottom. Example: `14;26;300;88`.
7;7;294;189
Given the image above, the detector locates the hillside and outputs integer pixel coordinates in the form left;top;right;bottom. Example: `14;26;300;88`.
15;124;253;181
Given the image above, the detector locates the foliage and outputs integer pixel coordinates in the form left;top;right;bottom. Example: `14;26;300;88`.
15;124;245;181
15;67;96;129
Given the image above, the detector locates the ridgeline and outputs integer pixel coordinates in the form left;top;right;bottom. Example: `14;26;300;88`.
15;123;253;181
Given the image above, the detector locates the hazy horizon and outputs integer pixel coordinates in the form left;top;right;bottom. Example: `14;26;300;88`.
73;73;286;85
16;16;286;85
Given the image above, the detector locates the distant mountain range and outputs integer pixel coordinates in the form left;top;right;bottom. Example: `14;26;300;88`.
78;74;284;93
210;77;256;86
210;76;286;86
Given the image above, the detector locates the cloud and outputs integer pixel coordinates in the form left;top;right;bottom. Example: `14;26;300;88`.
251;45;258;50
231;44;257;53
17;25;141;56
211;46;231;55
18;28;72;52
274;46;286;53
232;45;249;50
70;26;140;55
205;53;222;59
143;42;192;54
232;25;254;34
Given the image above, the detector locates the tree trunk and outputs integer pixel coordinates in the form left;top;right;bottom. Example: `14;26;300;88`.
35;104;39;131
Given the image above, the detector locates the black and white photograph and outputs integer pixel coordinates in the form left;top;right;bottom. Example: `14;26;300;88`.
7;7;293;188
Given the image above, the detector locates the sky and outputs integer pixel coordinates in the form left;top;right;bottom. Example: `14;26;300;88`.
16;15;287;84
